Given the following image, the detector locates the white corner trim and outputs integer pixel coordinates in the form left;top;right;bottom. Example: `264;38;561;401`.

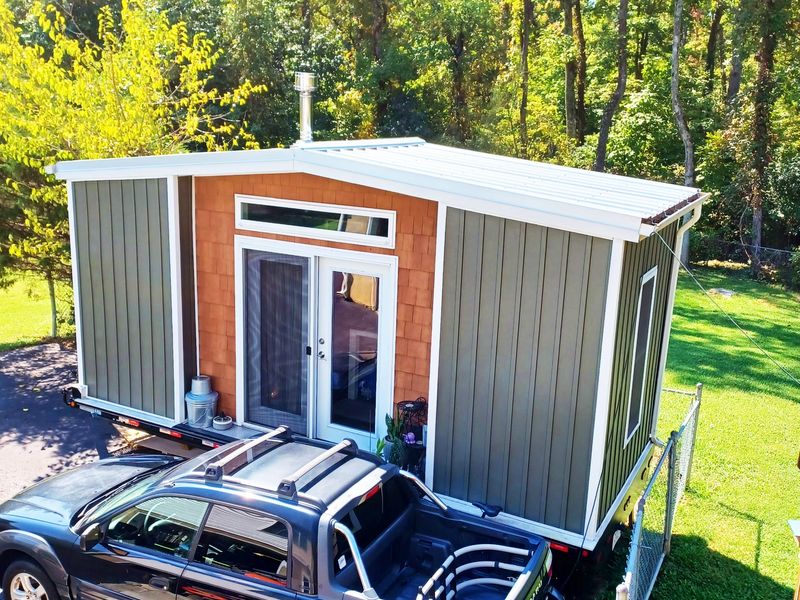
425;202;447;488
651;205;703;436
192;176;200;376
623;266;658;449
439;495;590;549
66;183;86;385
234;237;246;426
589;442;654;548
234;194;397;249
166;176;185;422
584;238;625;539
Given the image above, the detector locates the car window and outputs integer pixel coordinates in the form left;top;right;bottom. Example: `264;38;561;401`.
333;476;412;574
106;496;208;558
193;505;289;586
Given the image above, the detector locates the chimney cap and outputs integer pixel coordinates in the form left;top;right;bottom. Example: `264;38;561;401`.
294;72;317;93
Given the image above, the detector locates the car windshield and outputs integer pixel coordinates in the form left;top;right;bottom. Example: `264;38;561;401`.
77;442;247;525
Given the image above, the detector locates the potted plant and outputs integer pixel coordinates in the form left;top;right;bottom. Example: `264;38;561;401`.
381;413;406;465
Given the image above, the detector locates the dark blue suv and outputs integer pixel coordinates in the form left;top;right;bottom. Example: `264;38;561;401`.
0;428;561;599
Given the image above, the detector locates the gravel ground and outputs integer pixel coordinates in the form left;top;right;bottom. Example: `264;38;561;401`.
0;343;125;503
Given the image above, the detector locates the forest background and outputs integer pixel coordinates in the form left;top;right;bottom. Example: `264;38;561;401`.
0;0;798;331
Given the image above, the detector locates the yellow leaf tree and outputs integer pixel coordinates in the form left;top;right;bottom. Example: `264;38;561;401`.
0;0;264;336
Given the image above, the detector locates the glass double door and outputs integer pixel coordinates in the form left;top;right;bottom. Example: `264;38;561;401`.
243;247;392;450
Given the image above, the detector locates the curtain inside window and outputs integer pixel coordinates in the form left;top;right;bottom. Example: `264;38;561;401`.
245;250;308;432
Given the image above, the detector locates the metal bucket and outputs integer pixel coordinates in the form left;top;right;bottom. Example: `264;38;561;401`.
185;376;218;428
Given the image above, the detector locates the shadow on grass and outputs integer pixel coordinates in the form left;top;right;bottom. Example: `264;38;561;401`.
655;534;791;600
574;528;792;600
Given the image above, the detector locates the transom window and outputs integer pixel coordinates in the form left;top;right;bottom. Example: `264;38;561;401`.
236;195;395;248
625;266;658;446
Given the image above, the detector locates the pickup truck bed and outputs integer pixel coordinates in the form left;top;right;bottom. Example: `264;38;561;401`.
332;476;552;600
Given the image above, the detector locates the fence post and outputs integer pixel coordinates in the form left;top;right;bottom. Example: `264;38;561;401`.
685;383;703;489
664;432;679;556
616;573;631;600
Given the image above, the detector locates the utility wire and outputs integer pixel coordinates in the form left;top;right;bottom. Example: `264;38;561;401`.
655;231;800;389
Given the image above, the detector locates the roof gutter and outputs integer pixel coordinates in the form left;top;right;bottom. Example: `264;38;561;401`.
638;192;709;239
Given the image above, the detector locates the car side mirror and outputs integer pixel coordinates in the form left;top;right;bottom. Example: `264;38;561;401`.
80;522;103;551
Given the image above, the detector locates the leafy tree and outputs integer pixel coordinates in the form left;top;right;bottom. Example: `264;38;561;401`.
0;0;263;334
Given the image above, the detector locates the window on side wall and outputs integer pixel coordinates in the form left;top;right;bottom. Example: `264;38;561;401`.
625;266;658;446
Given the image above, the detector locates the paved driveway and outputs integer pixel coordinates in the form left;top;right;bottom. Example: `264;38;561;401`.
0;343;124;503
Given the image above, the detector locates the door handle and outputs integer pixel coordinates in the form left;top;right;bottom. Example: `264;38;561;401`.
149;576;172;591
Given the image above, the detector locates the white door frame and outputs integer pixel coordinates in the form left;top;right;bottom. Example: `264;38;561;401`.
233;235;398;443
316;256;393;450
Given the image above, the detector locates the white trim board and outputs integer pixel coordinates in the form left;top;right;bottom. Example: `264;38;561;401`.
66;182;86;385
450;441;653;552
439;495;591;550
77;395;179;429
425;202;448;488
48;142;703;243
166;176;186;422
584;238;625;539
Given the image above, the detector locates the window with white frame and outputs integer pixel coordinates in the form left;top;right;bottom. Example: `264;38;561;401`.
235;195;396;248
625;266;658;445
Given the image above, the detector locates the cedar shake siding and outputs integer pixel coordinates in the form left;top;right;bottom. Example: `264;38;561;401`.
193;173;437;418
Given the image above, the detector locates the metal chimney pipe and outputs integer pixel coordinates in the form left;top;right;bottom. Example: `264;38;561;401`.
294;72;317;144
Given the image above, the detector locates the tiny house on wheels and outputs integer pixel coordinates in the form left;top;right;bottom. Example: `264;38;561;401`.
49;92;705;561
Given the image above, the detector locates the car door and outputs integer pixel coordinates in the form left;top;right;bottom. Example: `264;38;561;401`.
70;495;210;600
177;504;297;600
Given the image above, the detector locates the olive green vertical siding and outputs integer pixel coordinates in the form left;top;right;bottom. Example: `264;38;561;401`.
73;179;175;419
599;222;679;517
434;208;612;534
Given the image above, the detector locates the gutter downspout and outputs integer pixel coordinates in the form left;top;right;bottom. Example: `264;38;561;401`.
650;204;702;437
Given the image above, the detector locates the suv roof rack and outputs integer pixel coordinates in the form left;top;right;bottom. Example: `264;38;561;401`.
277;438;358;501
204;426;292;481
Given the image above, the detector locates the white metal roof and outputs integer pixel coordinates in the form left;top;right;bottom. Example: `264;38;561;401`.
47;137;704;241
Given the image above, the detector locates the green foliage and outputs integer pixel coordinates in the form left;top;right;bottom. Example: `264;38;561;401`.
0;0;263;329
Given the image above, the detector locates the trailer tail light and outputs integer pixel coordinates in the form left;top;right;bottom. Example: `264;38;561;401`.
158;427;183;439
549;542;570;554
118;417;140;427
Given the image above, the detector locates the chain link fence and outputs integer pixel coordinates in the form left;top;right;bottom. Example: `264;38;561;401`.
616;384;703;600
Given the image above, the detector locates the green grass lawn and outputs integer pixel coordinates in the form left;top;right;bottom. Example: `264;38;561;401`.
647;266;800;599
0;277;73;351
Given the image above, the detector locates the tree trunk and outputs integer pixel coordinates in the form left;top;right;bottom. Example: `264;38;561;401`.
47;274;57;338
574;0;587;144
671;0;695;187
726;0;746;107
634;30;649;80
562;0;577;139
706;4;724;94
301;0;312;58
449;30;469;143
594;0;628;172
749;0;781;277
519;0;533;158
371;0;389;127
